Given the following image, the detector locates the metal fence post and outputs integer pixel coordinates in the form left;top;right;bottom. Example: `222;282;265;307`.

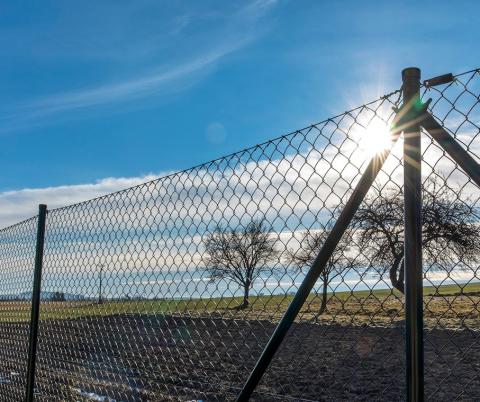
402;67;424;402
25;204;47;402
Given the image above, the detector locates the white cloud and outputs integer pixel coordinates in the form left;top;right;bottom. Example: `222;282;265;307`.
0;173;167;227
2;104;477;233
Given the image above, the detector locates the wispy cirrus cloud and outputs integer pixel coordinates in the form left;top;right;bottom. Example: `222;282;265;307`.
0;0;279;132
22;39;253;118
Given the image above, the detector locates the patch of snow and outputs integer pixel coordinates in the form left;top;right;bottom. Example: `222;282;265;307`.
72;388;116;402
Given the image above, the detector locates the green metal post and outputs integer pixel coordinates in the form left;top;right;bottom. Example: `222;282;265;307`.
402;67;424;402
25;204;47;402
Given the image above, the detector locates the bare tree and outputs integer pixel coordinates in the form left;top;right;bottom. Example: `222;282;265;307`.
203;218;278;309
288;225;356;315
353;177;480;293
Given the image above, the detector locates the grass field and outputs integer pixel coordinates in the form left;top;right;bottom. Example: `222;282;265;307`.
1;281;479;329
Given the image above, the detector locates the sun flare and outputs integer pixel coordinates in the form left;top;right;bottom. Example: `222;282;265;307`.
360;119;392;158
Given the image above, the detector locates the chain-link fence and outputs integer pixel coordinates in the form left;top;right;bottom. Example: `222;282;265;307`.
0;68;478;402
420;69;480;401
0;217;38;401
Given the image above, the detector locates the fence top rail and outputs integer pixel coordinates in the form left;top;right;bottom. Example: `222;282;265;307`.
0;67;477;231
0;215;38;235
44;89;402;214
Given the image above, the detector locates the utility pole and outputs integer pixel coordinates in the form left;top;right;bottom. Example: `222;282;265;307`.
98;264;104;304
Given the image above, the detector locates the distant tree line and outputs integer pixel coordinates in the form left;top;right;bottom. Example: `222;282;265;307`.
4;178;476;314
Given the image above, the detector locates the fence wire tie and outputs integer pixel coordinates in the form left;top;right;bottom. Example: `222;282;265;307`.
423;73;454;88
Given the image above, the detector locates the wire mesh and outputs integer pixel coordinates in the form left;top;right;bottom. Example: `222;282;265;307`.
421;68;480;401
0;68;478;402
0;218;38;401
32;91;405;402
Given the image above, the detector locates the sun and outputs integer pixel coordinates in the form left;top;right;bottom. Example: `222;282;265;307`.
359;119;392;158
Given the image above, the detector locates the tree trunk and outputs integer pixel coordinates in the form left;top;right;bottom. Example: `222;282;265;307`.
389;255;405;293
241;282;250;309
318;277;329;315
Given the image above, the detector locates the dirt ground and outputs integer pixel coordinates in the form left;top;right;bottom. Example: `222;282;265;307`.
0;314;478;401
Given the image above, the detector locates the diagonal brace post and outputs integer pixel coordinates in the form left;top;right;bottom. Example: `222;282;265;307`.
421;113;480;188
236;119;405;401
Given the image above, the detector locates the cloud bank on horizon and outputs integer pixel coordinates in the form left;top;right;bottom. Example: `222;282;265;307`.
1;109;477;230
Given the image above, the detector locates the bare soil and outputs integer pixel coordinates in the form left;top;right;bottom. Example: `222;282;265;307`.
0;314;478;401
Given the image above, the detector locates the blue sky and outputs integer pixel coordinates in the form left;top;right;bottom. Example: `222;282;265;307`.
0;0;479;224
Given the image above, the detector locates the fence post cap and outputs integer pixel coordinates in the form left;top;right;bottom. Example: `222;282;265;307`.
402;67;421;81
